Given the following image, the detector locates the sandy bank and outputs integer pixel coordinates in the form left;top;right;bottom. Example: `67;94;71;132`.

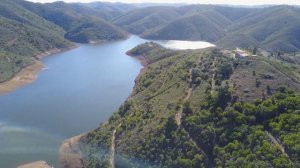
0;46;76;95
0;60;44;95
17;161;51;168
59;134;85;168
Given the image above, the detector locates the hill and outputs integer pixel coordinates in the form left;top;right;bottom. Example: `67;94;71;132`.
142;12;230;42
85;2;136;21
74;43;300;168
115;5;300;52
217;6;300;52
113;6;181;35
0;0;73;82
17;0;128;43
116;5;254;42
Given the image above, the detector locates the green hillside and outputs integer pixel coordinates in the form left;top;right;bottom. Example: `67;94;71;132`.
79;43;300;167
85;2;136;21
113;6;181;34
142;12;230;42
17;1;128;43
0;0;73;82
115;5;300;52
218;6;300;52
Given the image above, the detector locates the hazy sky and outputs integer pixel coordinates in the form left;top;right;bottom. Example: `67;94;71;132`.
27;0;300;5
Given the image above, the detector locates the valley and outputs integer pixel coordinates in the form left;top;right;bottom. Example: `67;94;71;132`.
0;0;299;168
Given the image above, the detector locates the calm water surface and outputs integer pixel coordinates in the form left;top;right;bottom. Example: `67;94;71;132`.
158;40;215;50
0;36;148;167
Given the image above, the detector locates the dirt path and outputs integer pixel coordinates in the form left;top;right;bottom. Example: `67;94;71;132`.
6;37;18;47
211;57;217;94
175;69;193;126
174;63;213;167
175;87;192;126
265;131;292;162
110;130;117;168
109;122;123;168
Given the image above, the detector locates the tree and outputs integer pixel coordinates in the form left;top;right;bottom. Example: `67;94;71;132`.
267;85;272;95
255;78;261;87
217;63;233;80
252;47;257;55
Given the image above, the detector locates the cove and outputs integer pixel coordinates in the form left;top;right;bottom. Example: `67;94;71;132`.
0;36;148;168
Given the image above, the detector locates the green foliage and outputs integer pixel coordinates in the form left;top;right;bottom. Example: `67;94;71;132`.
0;0;73;82
216;62;233;80
18;0;127;43
113;6;180;35
116;4;300;52
80;43;300;167
217;6;300;52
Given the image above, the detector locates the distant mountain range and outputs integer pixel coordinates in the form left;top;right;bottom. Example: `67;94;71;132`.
115;5;300;53
1;0;300;82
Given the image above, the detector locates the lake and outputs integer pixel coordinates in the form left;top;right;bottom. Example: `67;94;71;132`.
158;40;215;50
0;36;214;167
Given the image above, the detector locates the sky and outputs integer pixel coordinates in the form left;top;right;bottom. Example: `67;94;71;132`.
27;0;300;5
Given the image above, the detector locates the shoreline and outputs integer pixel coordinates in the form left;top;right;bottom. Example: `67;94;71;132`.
17;161;51;168
0;46;76;95
0;60;44;95
126;53;149;97
57;52;150;167
59;133;86;168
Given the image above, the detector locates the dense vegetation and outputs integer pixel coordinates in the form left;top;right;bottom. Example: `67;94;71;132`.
17;0;128;43
0;0;130;82
217;6;300;52
114;5;300;52
2;1;300;83
113;6;181;35
0;0;72;82
1;1;299;167
80;43;300;167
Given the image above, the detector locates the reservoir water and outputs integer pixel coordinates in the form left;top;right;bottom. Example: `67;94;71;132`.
0;36;148;168
158;40;215;50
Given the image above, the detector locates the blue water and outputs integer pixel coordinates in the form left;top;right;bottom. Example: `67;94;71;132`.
0;36;148;168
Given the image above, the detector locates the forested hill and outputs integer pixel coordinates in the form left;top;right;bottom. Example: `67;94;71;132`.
0;0;72;82
16;0;128;43
114;5;300;53
0;0;129;83
2;1;300;84
79;43;300;167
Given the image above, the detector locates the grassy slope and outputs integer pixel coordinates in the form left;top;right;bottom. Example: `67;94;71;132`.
79;43;300;167
0;0;73;82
